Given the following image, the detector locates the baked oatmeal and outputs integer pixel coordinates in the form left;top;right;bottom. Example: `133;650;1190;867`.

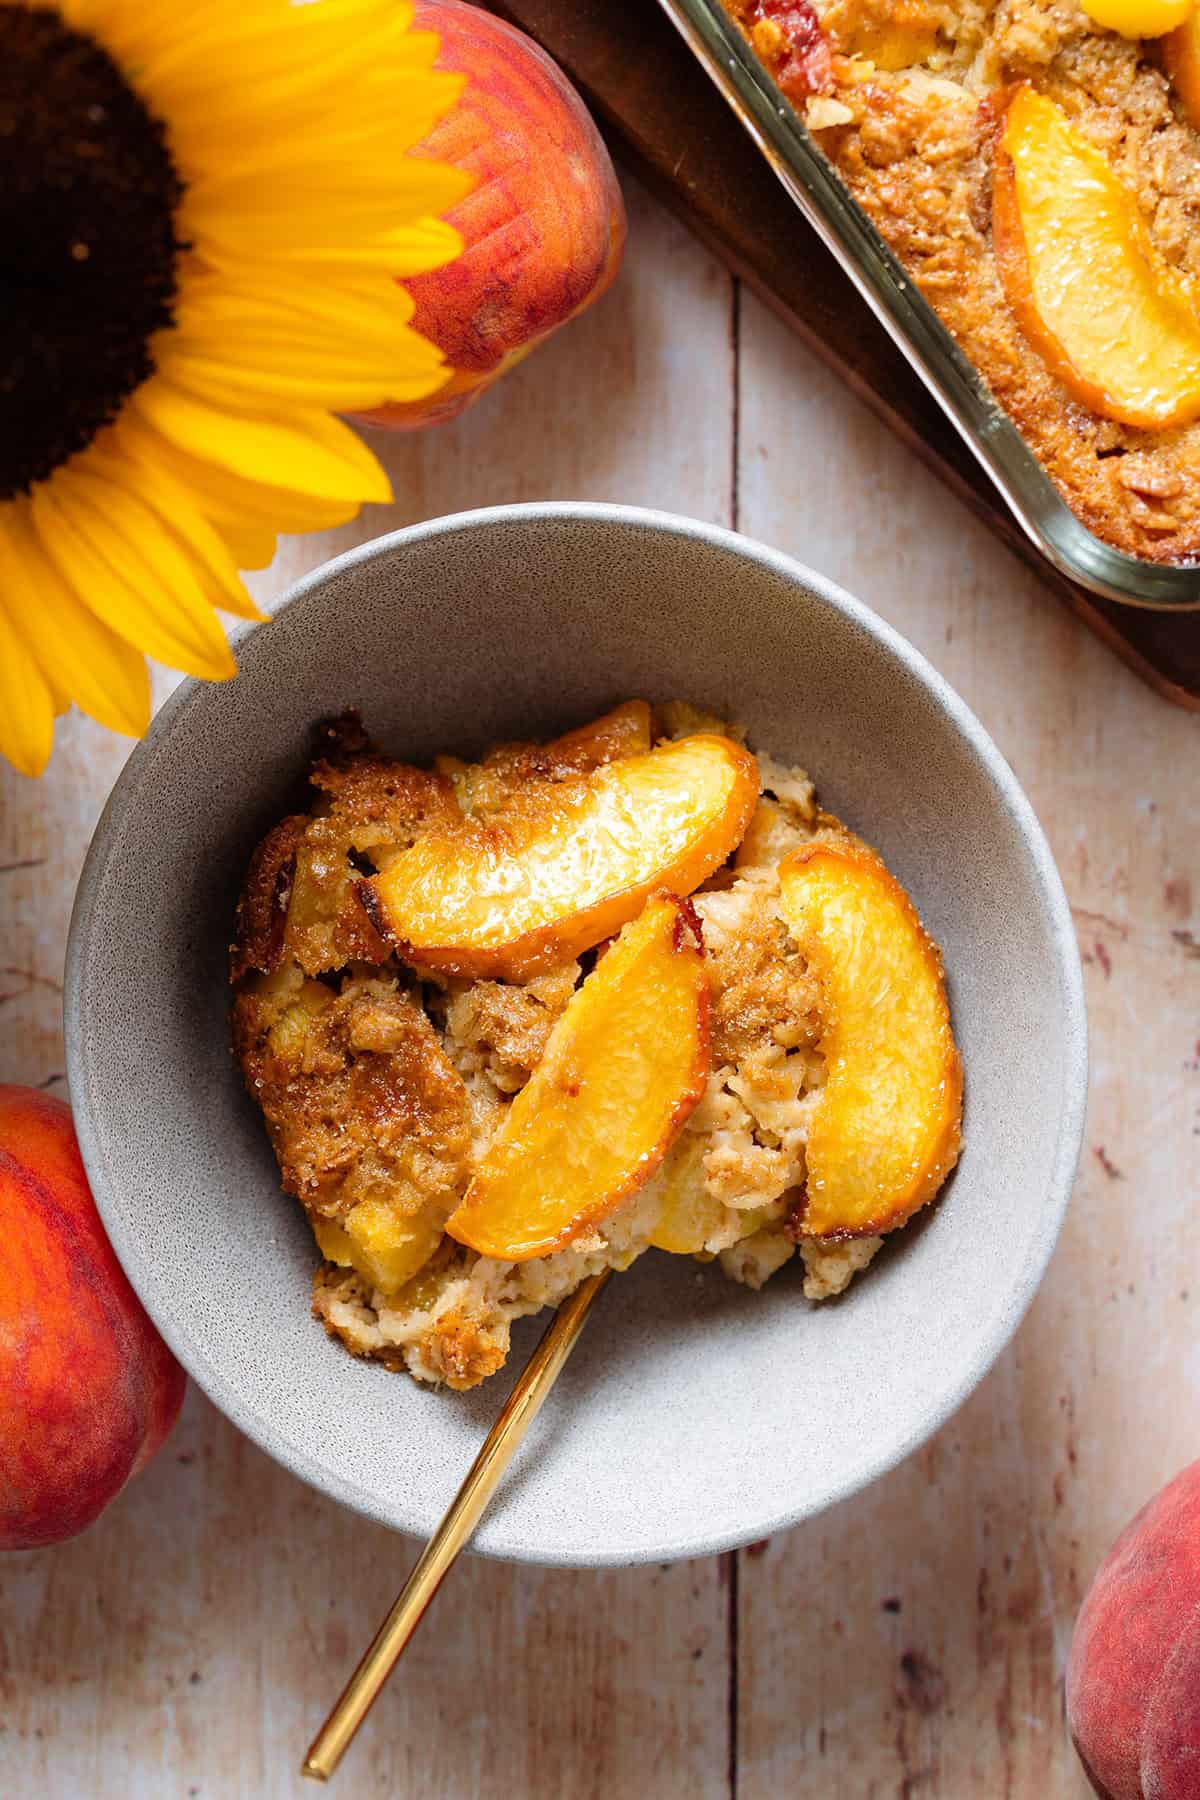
231;703;962;1391
729;0;1200;563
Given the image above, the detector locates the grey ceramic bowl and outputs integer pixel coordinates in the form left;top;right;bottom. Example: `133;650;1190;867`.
65;503;1086;1567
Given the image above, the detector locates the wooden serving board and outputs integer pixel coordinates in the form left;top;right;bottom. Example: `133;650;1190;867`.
491;0;1200;708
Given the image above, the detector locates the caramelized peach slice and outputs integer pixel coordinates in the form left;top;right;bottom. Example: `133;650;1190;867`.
546;699;652;765
837;1;940;70
1164;10;1200;129
647;1137;712;1254
777;842;961;1240
994;87;1200;430
446;894;710;1262
361;734;758;980
1084;0;1189;33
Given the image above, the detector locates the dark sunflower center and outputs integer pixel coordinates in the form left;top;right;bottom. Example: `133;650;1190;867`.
0;4;184;500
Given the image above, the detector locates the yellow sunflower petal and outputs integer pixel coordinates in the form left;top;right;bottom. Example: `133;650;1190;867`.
187;158;471;213
132;380;394;504
159;271;448;408
170;68;466;172
149;65;459;174
131;0;417;94
37;655;73;719
0;584;56;778
30;476;237;682
167;60;464;167
59;0;212;51
232;218;463;278
216;523;278;571
181;166;471;265
0;503;151;739
109;414;361;535
85;445;268;622
162;328;447;411
172;266;422;337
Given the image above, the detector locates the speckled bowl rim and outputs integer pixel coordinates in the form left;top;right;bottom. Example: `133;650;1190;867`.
65;501;1088;1566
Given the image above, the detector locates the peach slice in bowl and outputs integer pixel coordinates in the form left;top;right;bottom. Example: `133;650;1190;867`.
358;731;758;980
778;839;963;1241
447;892;710;1262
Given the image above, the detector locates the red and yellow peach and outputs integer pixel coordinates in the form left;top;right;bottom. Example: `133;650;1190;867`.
1067;1459;1200;1798
0;1085;185;1549
357;0;626;429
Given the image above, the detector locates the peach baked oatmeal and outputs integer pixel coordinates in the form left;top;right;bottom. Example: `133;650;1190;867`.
231;702;962;1391
728;0;1200;562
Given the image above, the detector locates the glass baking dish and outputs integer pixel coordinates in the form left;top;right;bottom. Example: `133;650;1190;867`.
655;0;1200;611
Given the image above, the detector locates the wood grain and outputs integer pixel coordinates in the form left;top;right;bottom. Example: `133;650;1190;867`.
490;0;1200;710
1;170;1197;1798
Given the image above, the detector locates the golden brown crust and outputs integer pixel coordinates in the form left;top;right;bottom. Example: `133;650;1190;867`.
442;699;653;819
230;713;462;982
309;751;460;856
231;968;471;1224
229;814;309;982
427;1305;510;1390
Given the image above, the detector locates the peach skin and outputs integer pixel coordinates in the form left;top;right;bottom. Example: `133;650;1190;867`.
356;0;626;429
1068;1459;1200;1799
0;1085;185;1548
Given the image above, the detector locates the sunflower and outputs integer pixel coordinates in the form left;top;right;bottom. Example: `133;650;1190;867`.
0;0;470;777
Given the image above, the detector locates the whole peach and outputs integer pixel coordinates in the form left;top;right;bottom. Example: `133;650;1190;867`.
1067;1460;1200;1798
0;1085;185;1549
357;0;625;429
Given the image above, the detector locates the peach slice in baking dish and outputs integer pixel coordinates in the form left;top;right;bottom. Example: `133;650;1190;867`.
359;733;758;980
1164;10;1200;131
446;893;710;1262
994;86;1200;431
777;841;961;1240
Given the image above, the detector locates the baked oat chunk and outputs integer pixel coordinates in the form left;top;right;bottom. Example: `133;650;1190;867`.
440;965;581;1094
728;0;1200;561
232;966;472;1300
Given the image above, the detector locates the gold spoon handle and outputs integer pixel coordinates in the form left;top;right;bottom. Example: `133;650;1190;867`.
301;1268;610;1782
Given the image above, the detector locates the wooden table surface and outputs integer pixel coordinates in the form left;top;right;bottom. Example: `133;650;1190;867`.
2;175;1198;1800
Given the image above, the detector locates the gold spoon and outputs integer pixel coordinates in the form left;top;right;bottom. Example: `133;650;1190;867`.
301;1269;610;1781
